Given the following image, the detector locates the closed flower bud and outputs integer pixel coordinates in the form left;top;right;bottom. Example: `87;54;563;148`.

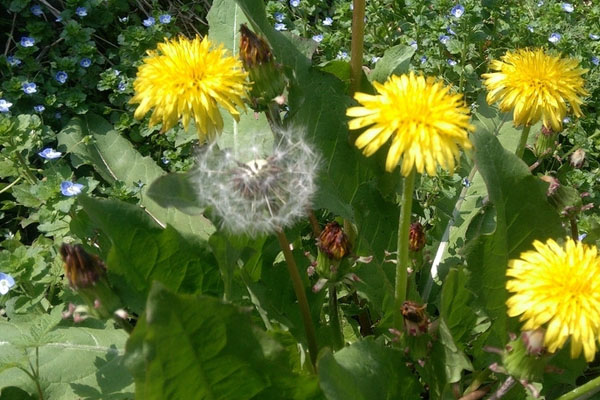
317;221;351;260
534;126;557;159
502;330;549;382
401;301;429;336
570;148;585;168
408;222;426;252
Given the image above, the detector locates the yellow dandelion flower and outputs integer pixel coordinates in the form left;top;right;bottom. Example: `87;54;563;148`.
506;238;600;362
346;72;473;175
130;36;249;141
482;48;588;131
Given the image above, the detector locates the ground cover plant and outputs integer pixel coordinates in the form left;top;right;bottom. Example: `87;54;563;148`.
3;0;600;398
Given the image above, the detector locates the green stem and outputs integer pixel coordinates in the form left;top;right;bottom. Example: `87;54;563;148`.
394;168;416;330
350;0;366;95
515;125;531;159
276;229;318;368
464;369;492;396
557;375;600;400
15;151;37;184
328;284;344;350
570;217;579;241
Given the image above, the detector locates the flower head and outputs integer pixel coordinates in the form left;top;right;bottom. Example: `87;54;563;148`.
447;58;457;66
506;238;600;362
80;58;92;68
409;40;417;49
159;14;171;24
22;82;37;94
274;23;286;31
274;12;284;22
7;56;21;66
34;105;45;112
439;34;450;44
592;56;599;66
323;17;333;26
450;4;465;18
31;4;43;16
192;127;318;236
0;273;15;295
76;7;87;17
561;2;574;12
590;34;600;40
0;99;13;113
61;181;84;196
312;34;323;43
143;17;155;27
290;0;300;7
55;71;68;84
347;72;473;175
548;32;561;44
20;36;35;47
482;48;588;131
130;36;249;141
39;148;62;159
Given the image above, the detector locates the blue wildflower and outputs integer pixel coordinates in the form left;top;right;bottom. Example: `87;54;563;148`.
76;7;87;17
447;26;456;36
20;36;35;47
561;3;574;12
450;4;465;18
537;0;544;6
420;56;427;64
0;273;15;295
0;99;13;113
80;58;92;68
592;56;600;66
30;4;43;16
447;59;457;66
579;233;587;241
143;17;155;27
312;34;323;43
38;148;62;159
55;112;62;119
409;40;418;50
60;181;84;196
7;56;21;66
34;105;45;112
590;34;600;40
161;157;170;165
274;23;287;31
56;15;63;22
55;71;68;84
462;177;471;188
439;35;450;44
290;0;300;7
22;82;37;94
114;69;120;76
323;17;333;26
371;56;380;63
563;117;571;124
118;16;129;22
274;12;284;22
118;81;126;91
548;32;561;44
527;25;534;33
159;14;171;24
336;51;349;60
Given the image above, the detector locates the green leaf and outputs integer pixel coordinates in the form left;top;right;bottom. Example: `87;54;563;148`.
317;338;422;400
369;45;416;83
440;268;476;346
57;114;214;241
146;172;204;215
0;318;133;399
75;196;222;313
125;282;321;400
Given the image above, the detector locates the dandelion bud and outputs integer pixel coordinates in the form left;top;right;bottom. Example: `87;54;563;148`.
401;301;429;336
534;126;557;159
521;329;546;356
239;24;286;111
408;222;426;252
502;330;548;382
317;222;351;260
570;148;585;168
540;176;584;217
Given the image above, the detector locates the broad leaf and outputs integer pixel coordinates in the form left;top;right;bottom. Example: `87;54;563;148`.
369;45;416;83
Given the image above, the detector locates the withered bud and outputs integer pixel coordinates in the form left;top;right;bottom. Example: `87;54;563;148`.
570;148;586;168
408;222;426;252
541;125;554;136
401;301;429;336
540;175;560;197
60;244;106;289
317;221;351;260
521;329;546;356
239;24;273;67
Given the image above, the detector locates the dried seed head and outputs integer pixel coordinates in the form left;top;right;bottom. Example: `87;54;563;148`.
408;222;426;252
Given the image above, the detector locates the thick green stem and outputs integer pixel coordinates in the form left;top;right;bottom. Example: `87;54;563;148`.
515;125;531;159
556;375;600;400
394;169;416;330
276;229;318;368
328;284;344;350
350;0;366;95
570;217;579;241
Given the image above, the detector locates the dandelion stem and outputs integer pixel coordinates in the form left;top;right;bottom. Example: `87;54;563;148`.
570;217;579;241
516;125;531;158
394;168;416;330
328;284;344;350
350;0;366;94
276;229;318;368
556;375;600;400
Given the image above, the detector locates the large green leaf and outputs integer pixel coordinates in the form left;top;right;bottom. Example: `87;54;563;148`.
465;128;563;351
124;283;321;400
369;45;416;83
0;317;132;399
57;114;214;241
317;338;421;400
74;196;222;313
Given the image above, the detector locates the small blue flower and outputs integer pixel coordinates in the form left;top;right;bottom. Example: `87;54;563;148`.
537;0;544;6
579;233;587;241
274;12;284;22
161;157;170;165
76;7;87;17
450;4;465;18
462;177;471;188
114;69;120;76
527;25;534;33
0;272;15;295
60;181;84;196
80;58;92;68
118;16;129;22
55;71;68;84
0;99;13;113
118;81;126;91
22;82;37;94
420;56;427;64
447;26;456;36
409;40;418;50
548;32;561;44
592;56;600;66
143;17;155;27
56;15;63;22
274;23;287;31
561;3;574;12
447;59;457;66
159;14;171;24
371;56;380;63
30;4;43;16
312;34;323;43
38;148;62;159
34;105;45;112
7;56;21;66
323;17;333;26
563;117;571;124
336;51;349;60
20;36;35;47
590;34;600;40
439;35;450;44
54;112;62;119
290;0;300;7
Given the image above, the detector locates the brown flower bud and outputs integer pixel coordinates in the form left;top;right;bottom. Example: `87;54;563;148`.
317;221;351;260
408;222;426;252
60;244;106;289
570;148;586;168
401;301;429;336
